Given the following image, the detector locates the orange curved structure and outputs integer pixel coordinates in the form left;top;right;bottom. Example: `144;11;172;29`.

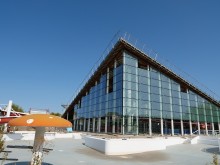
8;114;72;127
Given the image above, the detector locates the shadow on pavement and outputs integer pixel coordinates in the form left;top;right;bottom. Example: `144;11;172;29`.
202;147;220;155
5;161;53;165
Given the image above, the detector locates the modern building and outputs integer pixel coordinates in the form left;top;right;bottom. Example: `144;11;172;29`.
62;37;220;136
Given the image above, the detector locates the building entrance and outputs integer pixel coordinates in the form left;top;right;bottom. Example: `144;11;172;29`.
138;117;149;134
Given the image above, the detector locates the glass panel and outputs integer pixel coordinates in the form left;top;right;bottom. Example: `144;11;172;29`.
139;100;149;109
151;102;160;110
161;88;170;96
139;108;149;117
124;53;137;67
172;104;180;112
163;111;171;119
139;92;149;101
161;81;169;89
138;68;149;77
124;73;137;82
171;90;179;98
124;81;138;90
160;73;170;82
124;89;138;99
151;86;160;94
199;115;206;122
139;84;149;93
172;97;180;105
206;115;212;122
150;70;159;80
124;98;138;108
171;81;179;91
151;79;159;87
173;112;181;119
151;110;161;118
151;93;160;102
139;76;149;85
162;103;171;111
162;96;170;104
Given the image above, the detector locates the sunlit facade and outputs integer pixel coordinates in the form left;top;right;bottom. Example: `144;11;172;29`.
63;39;220;135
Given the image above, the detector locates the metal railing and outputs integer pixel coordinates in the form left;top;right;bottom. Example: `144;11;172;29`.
65;31;220;112
121;32;220;102
193;129;220;137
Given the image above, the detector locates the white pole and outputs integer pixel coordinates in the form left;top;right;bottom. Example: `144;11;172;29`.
160;119;163;136
171;119;174;136
6;100;13;117
181;120;184;136
4;100;13;133
149;118;152;136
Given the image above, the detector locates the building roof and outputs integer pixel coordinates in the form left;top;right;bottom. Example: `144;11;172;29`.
63;38;220;117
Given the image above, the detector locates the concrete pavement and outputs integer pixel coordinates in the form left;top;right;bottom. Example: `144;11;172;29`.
2;138;218;165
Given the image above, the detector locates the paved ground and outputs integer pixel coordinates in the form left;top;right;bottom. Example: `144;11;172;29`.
1;138;219;165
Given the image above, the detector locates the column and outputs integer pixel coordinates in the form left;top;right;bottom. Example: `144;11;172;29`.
187;90;192;136
87;119;90;132
127;116;132;133
159;73;163;136
149;118;152;136
92;118;95;132
122;56;125;135
189;120;192;135
212;123;215;135
181;120;184;136
112;60;117;134
168;78;174;136
147;65;152;136
160;119;163;136
66;112;69;120
179;84;183;136
78;120;80;131
202;99;207;135
122;116;125;135
218;123;220;134
210;104;214;135
171;119;174;136
195;95;200;135
97;117;101;133
197;121;200;135
112;115;115;134
83;119;86;131
106;67;109;134
136;116;139;135
79;119;82;131
75;120;78;131
74;119;76;131
106;68;109;93
205;122;208;135
105;116;107;133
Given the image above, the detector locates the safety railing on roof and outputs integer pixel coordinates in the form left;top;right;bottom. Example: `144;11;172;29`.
121;32;220;102
65;31;220;111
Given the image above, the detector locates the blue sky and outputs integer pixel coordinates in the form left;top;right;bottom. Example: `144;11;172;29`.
0;0;220;113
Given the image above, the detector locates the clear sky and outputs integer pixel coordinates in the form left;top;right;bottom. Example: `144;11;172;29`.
0;0;220;113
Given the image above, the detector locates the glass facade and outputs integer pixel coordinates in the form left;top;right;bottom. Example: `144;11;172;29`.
65;48;220;135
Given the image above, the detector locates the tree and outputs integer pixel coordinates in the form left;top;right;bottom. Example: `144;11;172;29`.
50;112;61;117
12;104;24;112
